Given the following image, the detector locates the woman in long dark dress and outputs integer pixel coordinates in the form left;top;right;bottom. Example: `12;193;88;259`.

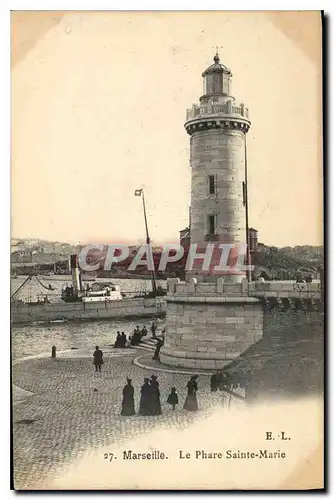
183;375;199;411
150;375;162;415
121;378;135;416
139;378;152;416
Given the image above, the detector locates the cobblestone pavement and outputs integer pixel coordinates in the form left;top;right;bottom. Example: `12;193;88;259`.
12;349;241;490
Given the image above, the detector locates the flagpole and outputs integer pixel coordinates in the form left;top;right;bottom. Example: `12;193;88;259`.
142;190;150;244
141;189;157;295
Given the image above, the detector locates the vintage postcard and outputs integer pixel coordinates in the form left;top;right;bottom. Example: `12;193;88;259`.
11;10;324;490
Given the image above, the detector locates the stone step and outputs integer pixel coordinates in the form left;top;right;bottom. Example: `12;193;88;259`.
128;336;163;352
140;343;156;351
130;343;155;352
142;339;157;346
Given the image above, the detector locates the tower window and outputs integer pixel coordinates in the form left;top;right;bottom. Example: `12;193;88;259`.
209;175;215;194
208;214;216;235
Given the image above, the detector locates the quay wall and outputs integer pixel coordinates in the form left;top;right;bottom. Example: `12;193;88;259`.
160;278;323;370
11;297;166;325
263;307;324;341
242;308;324;402
169;279;321;300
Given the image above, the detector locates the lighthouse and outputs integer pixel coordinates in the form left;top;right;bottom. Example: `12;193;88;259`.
185;52;251;282
160;53;263;370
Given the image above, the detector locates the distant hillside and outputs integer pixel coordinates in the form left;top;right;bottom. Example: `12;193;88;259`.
253;245;323;280
11;238;324;281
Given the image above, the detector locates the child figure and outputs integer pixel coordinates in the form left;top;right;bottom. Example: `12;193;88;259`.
167;387;179;410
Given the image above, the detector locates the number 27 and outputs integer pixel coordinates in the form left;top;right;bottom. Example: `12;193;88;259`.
104;453;114;462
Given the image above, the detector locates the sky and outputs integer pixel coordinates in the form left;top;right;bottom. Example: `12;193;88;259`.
11;11;323;247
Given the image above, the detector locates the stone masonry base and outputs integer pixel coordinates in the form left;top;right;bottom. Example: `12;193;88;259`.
160;295;263;370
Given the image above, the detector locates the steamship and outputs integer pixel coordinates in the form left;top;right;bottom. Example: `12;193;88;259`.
11;190;167;324
11;254;166;325
60;255;122;303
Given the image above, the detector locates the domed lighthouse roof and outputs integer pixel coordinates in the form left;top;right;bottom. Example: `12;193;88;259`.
202;52;232;77
185;52;250;134
200;51;233;103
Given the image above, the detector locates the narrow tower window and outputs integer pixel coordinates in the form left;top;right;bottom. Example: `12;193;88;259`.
209;175;215;194
208;214;216;235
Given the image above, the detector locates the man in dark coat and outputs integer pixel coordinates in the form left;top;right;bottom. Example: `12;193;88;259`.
93;346;103;372
121;378;135;416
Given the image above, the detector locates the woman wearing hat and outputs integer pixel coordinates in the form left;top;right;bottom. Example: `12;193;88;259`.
121;378;135;416
183;375;199;411
150;375;162;415
139;378;153;416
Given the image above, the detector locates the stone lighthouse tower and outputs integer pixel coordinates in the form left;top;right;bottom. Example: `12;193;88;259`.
186;52;251;282
160;53;263;370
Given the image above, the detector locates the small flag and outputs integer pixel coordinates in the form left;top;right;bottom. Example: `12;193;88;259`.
134;189;143;196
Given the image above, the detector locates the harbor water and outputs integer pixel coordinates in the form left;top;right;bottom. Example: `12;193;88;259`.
11;276;166;360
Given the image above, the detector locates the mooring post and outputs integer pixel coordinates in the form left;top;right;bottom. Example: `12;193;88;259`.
51;345;56;358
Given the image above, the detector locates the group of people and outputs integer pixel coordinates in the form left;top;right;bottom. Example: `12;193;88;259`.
128;322;165;347
94;345;249;395
120;374;199;416
114;332;128;348
113;323;157;349
129;325;148;346
111;322;165;349
94;322;166;369
93;344;247;413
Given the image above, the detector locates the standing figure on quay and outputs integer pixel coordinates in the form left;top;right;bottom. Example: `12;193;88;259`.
121;378;136;416
139;378;153;416
160;52;264;371
183;375;199;412
150;375;162;415
93;346;104;372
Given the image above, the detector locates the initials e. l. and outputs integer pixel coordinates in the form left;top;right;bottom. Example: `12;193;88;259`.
265;431;290;441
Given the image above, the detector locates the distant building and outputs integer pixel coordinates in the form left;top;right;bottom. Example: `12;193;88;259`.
12;249;32;258
53;243;64;254
179;227;190;250
248;228;258;253
11;250;33;263
42;242;55;253
25;239;40;248
11;243;25;254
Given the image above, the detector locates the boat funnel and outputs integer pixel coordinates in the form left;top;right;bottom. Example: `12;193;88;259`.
70;254;81;293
